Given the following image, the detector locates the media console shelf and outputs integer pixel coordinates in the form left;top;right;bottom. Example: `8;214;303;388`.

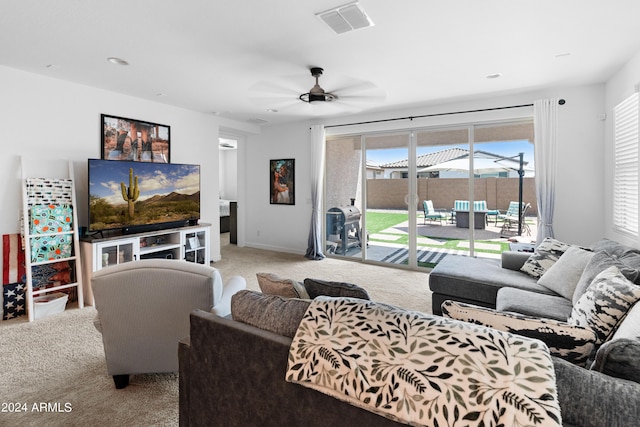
80;223;210;306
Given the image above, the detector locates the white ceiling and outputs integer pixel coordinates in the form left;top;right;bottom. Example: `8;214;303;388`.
2;0;640;126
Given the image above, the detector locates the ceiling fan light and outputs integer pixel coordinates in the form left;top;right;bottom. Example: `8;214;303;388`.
299;92;338;103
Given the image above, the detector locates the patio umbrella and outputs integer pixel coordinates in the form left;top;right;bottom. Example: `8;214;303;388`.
418;157;533;175
419;155;533;235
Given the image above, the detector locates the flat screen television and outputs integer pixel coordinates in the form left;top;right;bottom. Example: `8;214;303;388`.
88;159;200;234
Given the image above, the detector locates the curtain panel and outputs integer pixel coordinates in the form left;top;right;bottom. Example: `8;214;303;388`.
305;125;326;260
534;98;560;243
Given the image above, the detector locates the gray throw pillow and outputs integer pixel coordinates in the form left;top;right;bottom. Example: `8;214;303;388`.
520;237;571;278
592;301;640;384
303;278;370;300
591;338;640;384
231;290;311;338
589;238;640;259
573;251;640;305
611;301;640;341
537;246;594;300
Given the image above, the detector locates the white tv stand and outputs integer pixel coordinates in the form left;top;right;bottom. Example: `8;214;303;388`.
80;223;210;306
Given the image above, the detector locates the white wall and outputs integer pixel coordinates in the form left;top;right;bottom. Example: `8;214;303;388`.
218;148;238;200
1;60;623;262
0;66;228;262
242;84;607;253
243;122;314;253
604;49;640;249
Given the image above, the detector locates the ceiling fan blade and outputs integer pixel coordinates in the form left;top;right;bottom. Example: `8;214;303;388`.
330;80;380;95
338;94;387;105
249;80;300;97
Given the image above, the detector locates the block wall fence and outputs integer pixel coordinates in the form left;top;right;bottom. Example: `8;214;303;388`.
365;177;537;216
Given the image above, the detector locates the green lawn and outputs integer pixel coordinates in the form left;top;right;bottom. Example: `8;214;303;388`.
365;211;408;235
365;210;509;255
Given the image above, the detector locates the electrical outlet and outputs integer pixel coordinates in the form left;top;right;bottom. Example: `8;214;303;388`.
257;230;261;236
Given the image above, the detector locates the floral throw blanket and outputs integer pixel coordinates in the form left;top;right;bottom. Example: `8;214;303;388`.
286;297;561;426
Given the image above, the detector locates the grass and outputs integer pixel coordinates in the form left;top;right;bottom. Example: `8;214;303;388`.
365;211;408;235
365;210;510;255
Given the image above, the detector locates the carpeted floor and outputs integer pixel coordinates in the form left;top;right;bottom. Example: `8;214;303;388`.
0;239;431;426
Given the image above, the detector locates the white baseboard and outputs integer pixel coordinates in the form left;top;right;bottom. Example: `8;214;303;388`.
244;241;304;256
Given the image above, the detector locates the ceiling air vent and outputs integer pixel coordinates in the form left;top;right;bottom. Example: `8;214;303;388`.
316;2;374;34
246;118;269;125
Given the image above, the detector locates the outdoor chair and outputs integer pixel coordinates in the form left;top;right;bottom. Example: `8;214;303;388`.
496;201;524;226
499;202;531;236
422;200;448;224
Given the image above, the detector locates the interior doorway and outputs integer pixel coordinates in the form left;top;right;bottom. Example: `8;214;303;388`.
219;137;238;246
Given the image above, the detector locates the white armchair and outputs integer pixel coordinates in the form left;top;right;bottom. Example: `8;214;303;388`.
91;259;246;388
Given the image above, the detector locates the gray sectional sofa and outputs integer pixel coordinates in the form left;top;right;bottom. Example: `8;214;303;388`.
179;291;640;427
429;238;640;319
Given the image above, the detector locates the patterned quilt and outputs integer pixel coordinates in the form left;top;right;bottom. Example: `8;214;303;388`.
286;297;561;426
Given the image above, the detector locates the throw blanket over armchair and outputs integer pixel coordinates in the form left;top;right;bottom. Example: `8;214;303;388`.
92;259;246;388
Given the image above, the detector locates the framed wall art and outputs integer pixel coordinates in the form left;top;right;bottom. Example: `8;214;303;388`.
101;114;170;163
270;158;294;205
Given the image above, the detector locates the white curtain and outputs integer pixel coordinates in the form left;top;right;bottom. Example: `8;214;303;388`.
305;125;326;260
533;98;559;243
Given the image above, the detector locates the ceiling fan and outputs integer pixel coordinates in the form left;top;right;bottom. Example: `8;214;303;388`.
249;66;385;115
299;67;338;103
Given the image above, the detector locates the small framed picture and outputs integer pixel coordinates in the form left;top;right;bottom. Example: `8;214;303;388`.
270;159;294;205
101;114;170;163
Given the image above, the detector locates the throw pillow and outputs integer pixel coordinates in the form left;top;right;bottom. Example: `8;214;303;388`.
591;298;640;384
569;266;640;345
611;301;640;341
520;237;571;278
591;338;640;384
231;290;311;338
256;272;304;299
573;251;640;305
303;278;370;300
441;300;597;366
589;238;640;259
537;246;594;300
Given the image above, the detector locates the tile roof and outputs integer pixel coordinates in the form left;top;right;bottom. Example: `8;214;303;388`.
379;148;528;169
381;147;469;168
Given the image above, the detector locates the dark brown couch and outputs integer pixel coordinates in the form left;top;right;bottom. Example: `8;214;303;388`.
179;310;403;427
179;307;640;427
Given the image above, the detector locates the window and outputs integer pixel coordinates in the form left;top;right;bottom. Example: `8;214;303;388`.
613;92;639;236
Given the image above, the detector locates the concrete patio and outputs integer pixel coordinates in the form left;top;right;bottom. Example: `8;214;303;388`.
330;212;537;267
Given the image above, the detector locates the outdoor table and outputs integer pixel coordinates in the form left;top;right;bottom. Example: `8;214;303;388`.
455;210;487;229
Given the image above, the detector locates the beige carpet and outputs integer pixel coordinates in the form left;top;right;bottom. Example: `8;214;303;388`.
0;240;431;426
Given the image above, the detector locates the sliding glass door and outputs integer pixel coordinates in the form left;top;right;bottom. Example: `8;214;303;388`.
414;127;473;267
363;132;411;267
324;119;535;269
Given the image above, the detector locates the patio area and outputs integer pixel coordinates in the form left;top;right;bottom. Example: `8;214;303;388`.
330;209;537;268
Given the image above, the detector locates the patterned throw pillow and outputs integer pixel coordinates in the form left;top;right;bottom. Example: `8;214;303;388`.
520;237;571;278
441;300;597;366
256;272;307;299
573;251;640;305
569;266;640;345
